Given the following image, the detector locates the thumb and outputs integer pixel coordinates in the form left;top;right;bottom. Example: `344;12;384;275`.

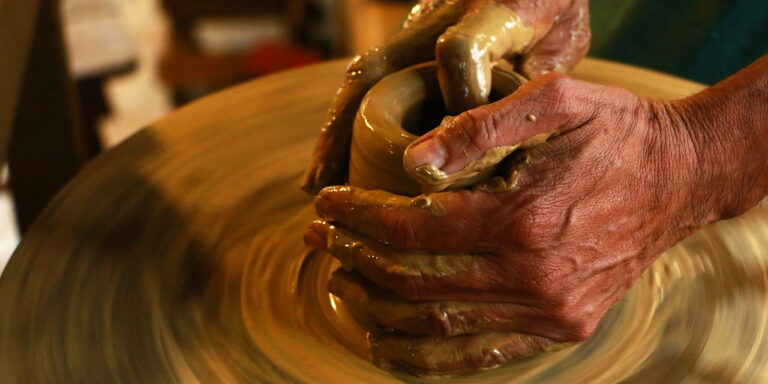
403;73;592;179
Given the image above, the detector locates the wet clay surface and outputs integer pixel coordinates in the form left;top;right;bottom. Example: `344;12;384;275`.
303;0;536;193
350;62;526;195
301;1;465;193
437;2;534;114
2;60;768;383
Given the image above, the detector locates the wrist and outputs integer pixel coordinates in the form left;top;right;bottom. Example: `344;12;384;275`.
665;97;731;225
637;99;716;235
669;77;768;223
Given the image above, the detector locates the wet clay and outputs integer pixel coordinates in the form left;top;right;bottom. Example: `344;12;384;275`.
303;0;535;193
302;1;465;193
349;62;526;195
437;2;534;114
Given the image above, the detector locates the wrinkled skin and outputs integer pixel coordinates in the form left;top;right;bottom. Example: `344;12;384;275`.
302;0;591;193
304;55;768;374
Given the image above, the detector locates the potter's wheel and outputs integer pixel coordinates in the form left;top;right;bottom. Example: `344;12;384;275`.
1;59;768;383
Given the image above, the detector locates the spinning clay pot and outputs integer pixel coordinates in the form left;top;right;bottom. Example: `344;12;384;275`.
349;62;526;195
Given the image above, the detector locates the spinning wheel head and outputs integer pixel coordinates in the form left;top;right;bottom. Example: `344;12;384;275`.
3;60;768;383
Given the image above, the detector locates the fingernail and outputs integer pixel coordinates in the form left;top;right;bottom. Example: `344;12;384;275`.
304;221;329;250
315;186;353;219
314;193;332;218
405;138;447;171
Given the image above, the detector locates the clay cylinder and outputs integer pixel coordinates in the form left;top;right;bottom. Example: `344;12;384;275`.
349;62;526;195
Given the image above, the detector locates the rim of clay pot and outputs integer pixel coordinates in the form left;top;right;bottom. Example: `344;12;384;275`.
349;61;526;196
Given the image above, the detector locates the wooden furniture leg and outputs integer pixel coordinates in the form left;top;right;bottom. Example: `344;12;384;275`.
8;0;90;233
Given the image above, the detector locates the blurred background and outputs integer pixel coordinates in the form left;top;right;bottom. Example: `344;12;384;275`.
1;0;765;272
0;0;418;272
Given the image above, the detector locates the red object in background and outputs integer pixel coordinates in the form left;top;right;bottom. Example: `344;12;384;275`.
246;40;323;75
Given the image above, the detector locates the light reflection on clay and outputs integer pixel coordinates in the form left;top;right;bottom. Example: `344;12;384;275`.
437;2;534;114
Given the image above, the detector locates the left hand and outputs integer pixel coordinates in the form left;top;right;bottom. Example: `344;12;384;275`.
304;73;715;374
301;0;591;194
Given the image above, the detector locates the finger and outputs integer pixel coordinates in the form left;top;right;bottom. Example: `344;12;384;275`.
329;269;443;335
517;0;591;78
436;1;535;114
311;215;622;333
310;220;578;304
328;269;591;340
403;73;598;181
301;2;464;194
313;186;496;253
370;330;561;376
309;221;509;301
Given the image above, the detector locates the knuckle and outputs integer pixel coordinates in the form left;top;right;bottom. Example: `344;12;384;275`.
539;72;572;99
561;314;598;341
547;294;578;321
465;107;499;149
568;320;597;341
533;73;592;119
449;108;496;154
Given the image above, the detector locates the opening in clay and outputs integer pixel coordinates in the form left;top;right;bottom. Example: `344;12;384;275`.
400;88;506;137
401;91;448;136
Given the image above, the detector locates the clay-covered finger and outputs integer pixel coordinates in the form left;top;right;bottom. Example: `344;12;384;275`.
436;1;534;114
309;220;576;304
301;1;464;194
313;186;496;253
517;0;591;78
370;329;560;376
329;269;443;335
309;221;511;301
328;269;585;340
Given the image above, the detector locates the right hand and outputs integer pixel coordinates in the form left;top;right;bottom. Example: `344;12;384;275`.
301;0;592;194
306;72;710;374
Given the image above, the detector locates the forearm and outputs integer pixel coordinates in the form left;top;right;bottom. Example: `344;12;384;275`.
674;54;768;222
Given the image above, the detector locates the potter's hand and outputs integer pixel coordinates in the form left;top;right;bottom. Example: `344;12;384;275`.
303;72;756;374
302;0;591;194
